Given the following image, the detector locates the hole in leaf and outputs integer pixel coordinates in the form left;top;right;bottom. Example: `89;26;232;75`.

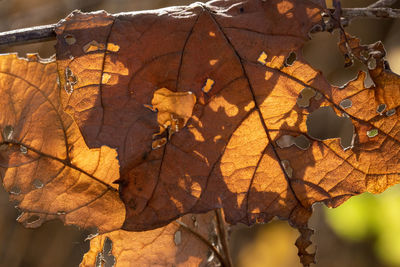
207;250;215;263
376;104;386;114
281;160;293;178
284;51;297;66
103;237;115;267
386;108;396;117
95;252;103;267
10;186;21;195
306;106;355;151
294;135;311;150
191;215;199;227
95;237;115;267
297;87;316;108
343;54;353;68
360;50;369;61
26;215;41;224
368;57;377;70
2;125;14;141
64;34;76;45
367;129;378;138
276;135;295;148
64;67;77;95
339;99;352;109
33;179;44;189
276;135;310;150
64;84;74;94
174;230;182;246
303;31;366;87
239;7;244;13
19;145;27;154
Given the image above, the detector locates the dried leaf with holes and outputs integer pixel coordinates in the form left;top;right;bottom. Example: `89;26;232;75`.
1;0;400;266
81;212;226;267
0;54;125;233
51;0;400;266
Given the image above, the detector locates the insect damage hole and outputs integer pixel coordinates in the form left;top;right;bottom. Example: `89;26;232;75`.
281;160;293;178
367;129;378;138
276;134;311;150
33;179;44;189
306;106;355;151
26;215;41;224
64;34;76;45
386;108;396;117
284;51;297;66
376;104;386;115
96;237;115;267
20;145;27;154
174;230;182;246
10;186;21;195
2;125;14;141
64;67;77;95
339;99;352;109
297;87;316;108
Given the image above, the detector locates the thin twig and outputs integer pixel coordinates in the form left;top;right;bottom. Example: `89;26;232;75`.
174;220;230;267
214;209;233;267
341;7;400;20
368;0;398;8
0;24;56;47
0;5;400;48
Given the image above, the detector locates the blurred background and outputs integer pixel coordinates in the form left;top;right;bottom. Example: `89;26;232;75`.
0;0;400;266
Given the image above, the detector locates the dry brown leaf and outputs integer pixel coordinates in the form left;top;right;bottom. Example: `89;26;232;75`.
81;211;224;267
55;0;324;230
52;1;400;265
0;54;125;233
1;0;400;266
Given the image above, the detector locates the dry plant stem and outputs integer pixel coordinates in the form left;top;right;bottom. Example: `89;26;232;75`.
368;0;398;8
214;209;233;267
341;7;400;19
174;220;231;267
0;24;56;47
0;5;400;47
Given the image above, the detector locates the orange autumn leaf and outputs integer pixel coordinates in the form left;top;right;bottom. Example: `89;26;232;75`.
0;54;230;266
0;54;125;233
51;0;400;265
81;211;226;267
54;0;325;232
